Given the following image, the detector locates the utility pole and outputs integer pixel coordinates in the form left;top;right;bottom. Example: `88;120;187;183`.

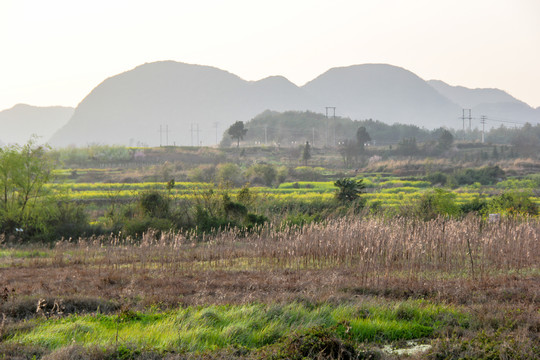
196;123;200;147
264;125;268;145
460;109;472;133
481;115;487;143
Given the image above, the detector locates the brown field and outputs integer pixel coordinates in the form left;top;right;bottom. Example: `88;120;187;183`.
2;216;539;309
1;216;539;359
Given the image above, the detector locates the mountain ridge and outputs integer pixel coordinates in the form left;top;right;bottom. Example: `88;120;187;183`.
0;104;74;145
3;61;537;147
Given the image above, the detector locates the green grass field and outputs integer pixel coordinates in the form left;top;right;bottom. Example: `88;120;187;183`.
7;301;466;353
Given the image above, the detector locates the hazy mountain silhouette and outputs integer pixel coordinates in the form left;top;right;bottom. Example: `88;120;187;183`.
0;104;73;145
302;64;462;129
428;80;540;126
47;61;538;147
427;80;524;108
49;61;315;147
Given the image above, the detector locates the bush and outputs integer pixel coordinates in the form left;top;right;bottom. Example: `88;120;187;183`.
460;196;489;215
292;166;326;181
452;166;505;186
194;206;236;234
269;326;366;360
216;163;244;186
334;178;366;203
413;188;461;220
123;217;174;237
426;171;448;186
139;191;169;218
42;200;98;241
245;164;277;187
281;213;319;228
487;191;538;216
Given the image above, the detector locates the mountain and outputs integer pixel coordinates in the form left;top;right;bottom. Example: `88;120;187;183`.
302;64;462;129
428;80;540;126
49;61;316;147
0;104;74;145
48;61;538;147
427;80;523;108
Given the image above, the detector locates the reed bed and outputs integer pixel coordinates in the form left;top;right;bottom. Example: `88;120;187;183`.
15;216;536;289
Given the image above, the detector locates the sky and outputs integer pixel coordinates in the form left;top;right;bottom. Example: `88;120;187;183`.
1;0;540;112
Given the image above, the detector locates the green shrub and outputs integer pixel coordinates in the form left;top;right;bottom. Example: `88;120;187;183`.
139;191;169;218
486;191;538;216
334;178;366;203
426;171;448;186
216;163;244;186
452;165;505;186
245;163;277;187
460;196;489;215
413;188;461;220
281;213;319;228
292;166;326;181
123;217;174;237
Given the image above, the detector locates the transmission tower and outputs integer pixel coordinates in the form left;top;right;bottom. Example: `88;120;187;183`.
480;115;487;143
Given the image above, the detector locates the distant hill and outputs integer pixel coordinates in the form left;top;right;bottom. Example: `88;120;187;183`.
302;64;462;129
47;61;538;147
241;110;439;147
0;104;74;145
428;80;540;126
427;80;523;108
49;62;316;147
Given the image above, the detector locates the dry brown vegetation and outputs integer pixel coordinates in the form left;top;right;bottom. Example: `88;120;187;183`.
1;216;538;309
1;216;539;359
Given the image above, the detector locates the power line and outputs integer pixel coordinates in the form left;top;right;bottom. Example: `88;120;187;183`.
460;109;472;131
480;115;487;143
158;124;171;146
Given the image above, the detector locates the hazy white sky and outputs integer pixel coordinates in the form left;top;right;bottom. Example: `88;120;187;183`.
1;0;539;111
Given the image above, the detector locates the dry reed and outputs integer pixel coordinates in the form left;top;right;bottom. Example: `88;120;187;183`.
38;216;539;288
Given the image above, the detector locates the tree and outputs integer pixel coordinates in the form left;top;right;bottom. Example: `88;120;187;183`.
227;121;248;148
301;141;311;166
511;125;539;157
216;163;244;186
437;129;454;151
356;127;371;153
338;140;357;168
397;137;419;156
245;164;277;187
0;139;53;234
334;178;366;203
414;188;461;221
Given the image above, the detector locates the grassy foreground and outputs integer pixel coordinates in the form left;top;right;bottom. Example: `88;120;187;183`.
5;301;464;353
0;217;539;359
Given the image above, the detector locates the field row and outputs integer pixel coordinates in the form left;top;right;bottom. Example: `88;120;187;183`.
45;181;540;207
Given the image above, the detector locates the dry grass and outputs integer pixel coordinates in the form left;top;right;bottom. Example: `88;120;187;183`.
1;216;538;310
1;217;539;358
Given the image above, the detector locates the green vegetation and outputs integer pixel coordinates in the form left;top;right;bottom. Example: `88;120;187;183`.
227;120;248;148
6;301;465;352
1;127;540;359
